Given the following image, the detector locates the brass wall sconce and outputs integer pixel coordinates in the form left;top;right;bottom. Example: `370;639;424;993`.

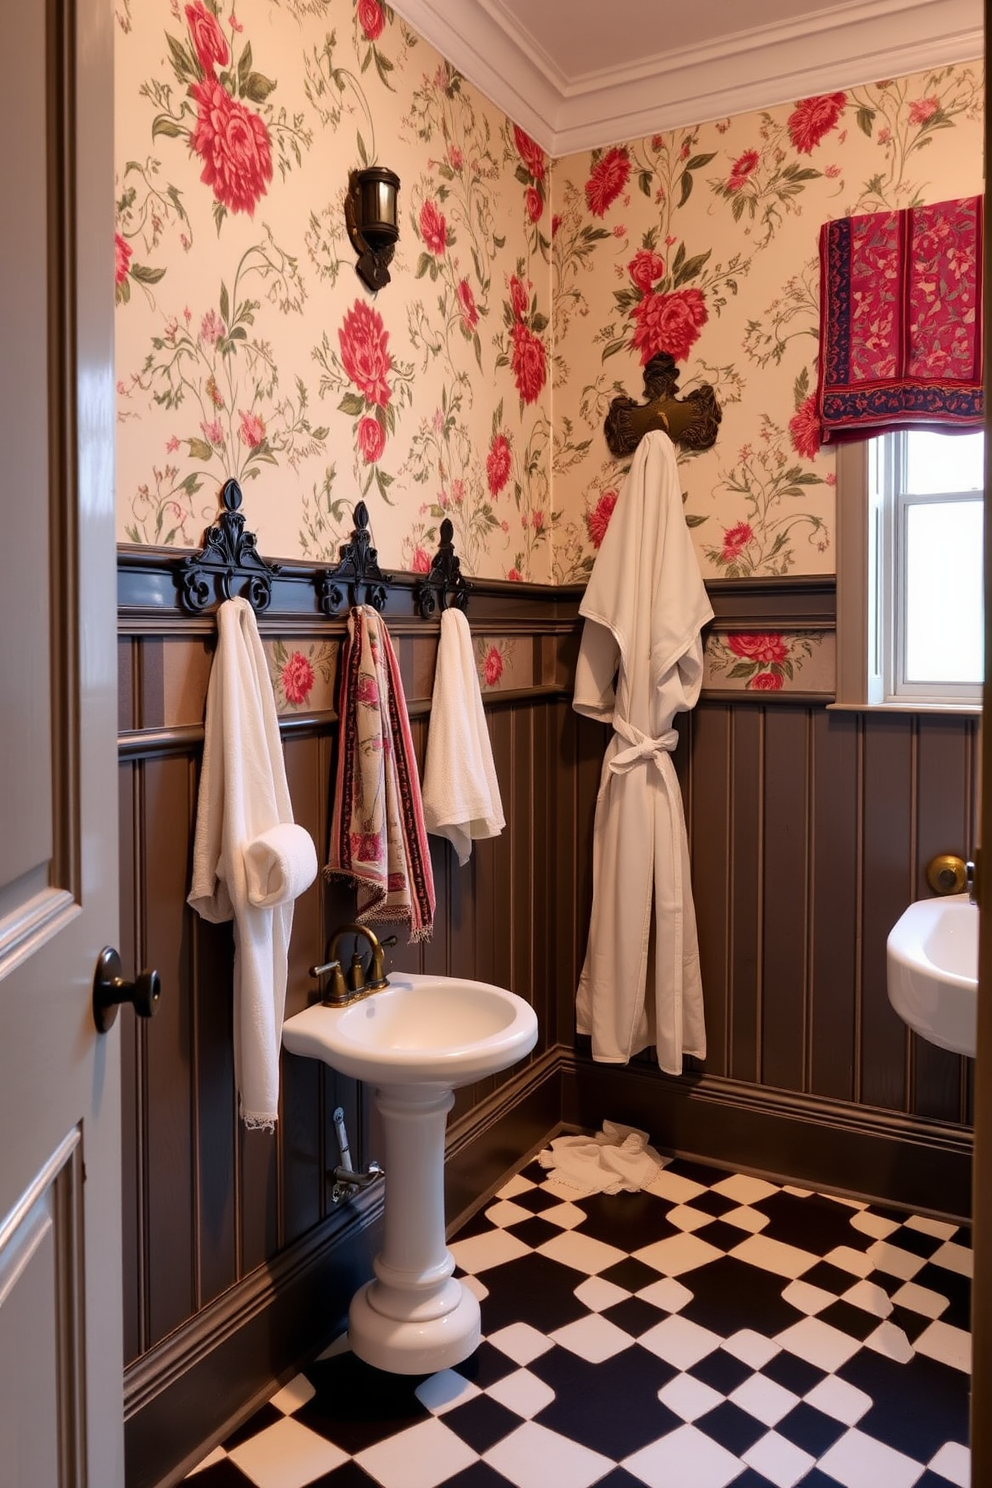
346;166;400;292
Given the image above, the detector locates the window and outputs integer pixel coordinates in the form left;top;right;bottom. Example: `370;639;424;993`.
835;430;985;711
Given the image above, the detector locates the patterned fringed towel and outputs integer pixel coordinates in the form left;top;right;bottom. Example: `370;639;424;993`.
327;605;435;941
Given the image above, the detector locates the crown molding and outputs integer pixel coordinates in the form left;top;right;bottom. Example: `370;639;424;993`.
389;0;982;155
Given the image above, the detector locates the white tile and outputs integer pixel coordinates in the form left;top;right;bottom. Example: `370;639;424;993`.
539;1201;589;1231
622;1422;744;1488
729;1373;801;1427
863;1321;915;1364
414;1369;482;1414
720;1205;769;1234
824;1246;875;1278
485;1367;557;1420
269;1375;315;1415
484;1421;614;1488
817;1427;928;1488
742;1429;816;1488
657;1372;725;1423
865;1239;927;1281
849;1210;900;1240
463;1273;490;1304
227;1417;349;1488
722;1329;781;1370
638;1314;723;1371
890;1280;950;1319
487;1322;555;1366
928;1440;971;1487
821;1194;867;1211
450;1228;532;1275
634;1232;723;1278
354;1417;479;1488
803;1374;873;1426
783;1185;813;1197
841;1279;893;1318
645;1169;708;1204
574;1275;631;1312
929;1241;974;1279
730;1233;818;1280
537;1229;627;1275
781;1279;835;1315
774;1316;863;1373
187;1446;227;1474
637;1277;695;1313
497;1172;537;1199
550;1313;634;1363
914;1319;973;1374
906;1214;960;1241
710;1173;780;1205
666;1204;716;1233
485;1198;538;1228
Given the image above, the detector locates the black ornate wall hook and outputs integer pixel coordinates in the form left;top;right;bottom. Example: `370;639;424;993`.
416;518;471;618
317;501;390;616
176;479;280;614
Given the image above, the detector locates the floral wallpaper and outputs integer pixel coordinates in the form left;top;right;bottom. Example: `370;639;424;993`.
115;7;983;585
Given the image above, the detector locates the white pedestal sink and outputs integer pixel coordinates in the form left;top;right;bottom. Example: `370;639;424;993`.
886;893;977;1057
282;973;538;1373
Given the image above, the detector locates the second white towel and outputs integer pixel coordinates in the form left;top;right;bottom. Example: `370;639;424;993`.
422;606;505;866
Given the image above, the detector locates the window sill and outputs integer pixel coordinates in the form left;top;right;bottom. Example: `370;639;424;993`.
828;700;982;716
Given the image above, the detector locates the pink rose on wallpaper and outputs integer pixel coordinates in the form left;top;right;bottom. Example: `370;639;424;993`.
448;144;463;170
727;149;760;191
510;322;546;404
721;521;753;561
487;434;512;496
189;78;273;216
115;232;132;286
483;646;504;687
507;568;523;581
909;96;941;125
338;301;393;407
513;125;546;181
631;287;708;364
750;671;784;691
628;250;665;292
456;279;478;331
586;490;618;549
509;274;529;320
410;545;431;574
525;187;543;224
281;652;314;706
201;418;224;445
239;411;265;448
357;0;385;42
185;1;229;74
789;395;821;459
419;199;448;256
357;416;385;464
728;633;788;664
787;92;847;153
585;147;630;216
200;308;225;344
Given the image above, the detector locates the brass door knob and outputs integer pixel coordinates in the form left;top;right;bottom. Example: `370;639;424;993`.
926;854;969;896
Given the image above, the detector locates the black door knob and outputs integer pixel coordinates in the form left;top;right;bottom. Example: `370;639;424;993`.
92;946;161;1033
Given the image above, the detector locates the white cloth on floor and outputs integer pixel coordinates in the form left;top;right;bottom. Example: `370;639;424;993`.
538;1121;667;1195
574;430;713;1074
244;823;318;908
188;597;317;1129
422;605;505;866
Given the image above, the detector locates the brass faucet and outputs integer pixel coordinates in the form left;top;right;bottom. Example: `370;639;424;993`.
309;923;397;1007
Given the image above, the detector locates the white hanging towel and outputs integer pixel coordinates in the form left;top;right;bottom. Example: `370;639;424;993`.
422;606;505;865
188;597;318;1129
574;430;713;1073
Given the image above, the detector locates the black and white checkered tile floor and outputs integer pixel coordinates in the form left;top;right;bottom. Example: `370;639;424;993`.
187;1154;972;1488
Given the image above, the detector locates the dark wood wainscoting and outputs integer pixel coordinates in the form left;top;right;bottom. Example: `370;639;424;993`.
117;551;976;1488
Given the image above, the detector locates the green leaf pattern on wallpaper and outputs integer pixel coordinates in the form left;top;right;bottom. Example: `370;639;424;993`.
114;1;983;582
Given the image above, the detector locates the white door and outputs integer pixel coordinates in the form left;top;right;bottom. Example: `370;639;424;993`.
0;0;123;1484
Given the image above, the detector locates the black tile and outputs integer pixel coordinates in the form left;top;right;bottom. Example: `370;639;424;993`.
568;1189;677;1250
443;1394;520;1453
580;1470;650;1488
505;1215;568;1249
309;1463;382;1486
420;1464;509;1488
694;1219;759;1255
678;1256;806;1338
911;1264;971;1331
774;1401;848;1456
601;1297;670;1338
220;1403;283;1449
295;1355;430;1454
496;1184;565;1216
666;1157;731;1188
530;1345;679;1458
815;1299;885;1342
883;1225;949;1260
837;1349;970;1463
801;1261;867;1297
692;1400;767;1455
683;1188;741;1218
759;1351;827;1397
914;1472;970;1488
750;1191;873;1258
184;1461;254;1486
688;1348;752;1394
474;1252;591;1334
888;1304;939;1346
602;1257;669;1293
453;1341;522;1390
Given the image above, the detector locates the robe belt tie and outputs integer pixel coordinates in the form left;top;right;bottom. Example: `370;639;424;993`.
609;720;679;774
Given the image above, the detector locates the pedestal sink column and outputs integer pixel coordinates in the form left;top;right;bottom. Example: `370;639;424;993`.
347;1084;481;1374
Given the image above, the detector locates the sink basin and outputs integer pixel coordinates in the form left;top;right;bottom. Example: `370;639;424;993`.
282;972;538;1087
886;893;977;1057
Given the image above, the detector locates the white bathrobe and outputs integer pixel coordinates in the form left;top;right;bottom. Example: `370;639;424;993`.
574;430;713;1072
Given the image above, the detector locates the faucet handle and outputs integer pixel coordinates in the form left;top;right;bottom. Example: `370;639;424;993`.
309;957;348;1005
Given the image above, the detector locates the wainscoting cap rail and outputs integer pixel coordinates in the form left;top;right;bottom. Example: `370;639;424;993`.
175;478;281;614
415;518;471;619
317;501;391;617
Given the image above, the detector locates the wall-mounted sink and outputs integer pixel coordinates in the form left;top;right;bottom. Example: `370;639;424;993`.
282;972;537;1374
886;893;977;1058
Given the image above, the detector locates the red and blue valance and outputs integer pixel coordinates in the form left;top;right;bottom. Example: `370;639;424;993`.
816;195;983;444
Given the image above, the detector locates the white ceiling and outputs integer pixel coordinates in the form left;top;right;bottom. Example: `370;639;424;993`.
390;0;983;156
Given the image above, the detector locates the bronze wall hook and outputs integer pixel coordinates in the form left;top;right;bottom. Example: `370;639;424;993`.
604;353;722;459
